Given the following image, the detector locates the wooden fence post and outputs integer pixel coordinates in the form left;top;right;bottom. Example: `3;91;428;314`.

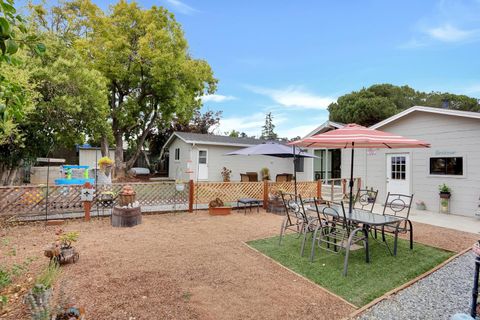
317;180;322;199
263;180;269;210
188;180;194;212
342;179;346;195
357;177;362;191
330;180;334;202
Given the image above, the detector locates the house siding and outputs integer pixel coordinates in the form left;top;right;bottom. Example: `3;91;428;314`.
168;138;192;181
167;138;313;182
342;111;480;217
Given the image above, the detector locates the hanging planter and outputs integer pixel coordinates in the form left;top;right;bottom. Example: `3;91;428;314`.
175;182;185;192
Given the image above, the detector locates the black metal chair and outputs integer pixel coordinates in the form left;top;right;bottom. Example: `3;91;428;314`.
354;188;378;212
309;201;369;276
278;193;319;256
378;192;414;255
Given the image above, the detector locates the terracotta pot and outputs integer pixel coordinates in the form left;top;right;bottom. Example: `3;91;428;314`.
209;206;231;215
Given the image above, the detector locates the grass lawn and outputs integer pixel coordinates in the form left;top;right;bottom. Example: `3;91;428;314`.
248;233;454;307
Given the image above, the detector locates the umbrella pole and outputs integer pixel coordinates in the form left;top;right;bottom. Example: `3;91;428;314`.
348;143;355;213
293;145;297;201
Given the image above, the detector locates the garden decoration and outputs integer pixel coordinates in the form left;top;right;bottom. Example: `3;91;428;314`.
81;182;94;222
44;231;80;265
416;200;426;210
55;165;94;186
175;179;185;191
97;156;113;185
111;185;142;227
208;198;231;215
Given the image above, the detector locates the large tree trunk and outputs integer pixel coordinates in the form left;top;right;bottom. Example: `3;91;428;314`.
125;117;157;171
114;131;125;178
100;135;109;157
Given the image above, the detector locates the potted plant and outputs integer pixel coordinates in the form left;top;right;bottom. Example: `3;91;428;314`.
221;167;232;182
438;183;451;199
261;167;270;181
208;198;231;215
44;231;80;265
416;200;426;210
175;179;185;191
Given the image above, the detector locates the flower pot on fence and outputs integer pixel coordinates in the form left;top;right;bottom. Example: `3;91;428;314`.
119;192;136;207
209;206;231;216
175;184;185;192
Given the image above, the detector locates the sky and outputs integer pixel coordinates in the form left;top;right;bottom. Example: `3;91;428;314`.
55;0;480;137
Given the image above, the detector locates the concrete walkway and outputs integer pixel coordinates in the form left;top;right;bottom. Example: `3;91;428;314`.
370;204;480;235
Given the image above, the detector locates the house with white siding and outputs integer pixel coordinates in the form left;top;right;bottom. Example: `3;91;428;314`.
163;132;314;182
306;106;480;217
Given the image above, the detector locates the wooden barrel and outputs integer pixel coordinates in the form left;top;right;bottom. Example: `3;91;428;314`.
111;206;142;227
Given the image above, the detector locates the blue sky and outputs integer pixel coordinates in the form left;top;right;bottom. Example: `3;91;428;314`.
76;1;480;137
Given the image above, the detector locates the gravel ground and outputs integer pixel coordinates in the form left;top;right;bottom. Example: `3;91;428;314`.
1;210;477;320
357;251;477;320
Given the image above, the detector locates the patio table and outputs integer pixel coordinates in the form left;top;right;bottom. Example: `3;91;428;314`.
306;205;404;256
237;198;261;214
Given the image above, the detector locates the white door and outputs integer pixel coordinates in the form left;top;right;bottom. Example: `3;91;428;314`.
198;149;208;180
386;154;410;195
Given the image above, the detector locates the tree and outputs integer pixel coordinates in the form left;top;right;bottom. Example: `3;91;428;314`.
226;130;240;137
260;112;277;140
0;0;45;184
328;84;479;126
75;0;217;174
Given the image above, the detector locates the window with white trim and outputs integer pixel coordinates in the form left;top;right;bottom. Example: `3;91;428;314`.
429;157;463;176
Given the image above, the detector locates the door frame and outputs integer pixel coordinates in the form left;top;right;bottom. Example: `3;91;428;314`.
385;152;412;196
197;148;208;181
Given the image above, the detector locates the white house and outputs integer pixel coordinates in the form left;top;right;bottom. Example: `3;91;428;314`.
306;106;480;217
163;132;314;182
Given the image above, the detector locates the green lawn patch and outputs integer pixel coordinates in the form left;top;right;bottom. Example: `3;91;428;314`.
248;233;453;307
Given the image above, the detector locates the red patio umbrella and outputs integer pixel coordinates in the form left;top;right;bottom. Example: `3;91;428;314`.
290;124;430;212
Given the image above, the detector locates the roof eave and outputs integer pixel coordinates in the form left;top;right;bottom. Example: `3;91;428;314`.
371;105;480;129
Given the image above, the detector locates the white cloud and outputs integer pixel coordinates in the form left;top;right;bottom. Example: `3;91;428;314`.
247;85;335;110
201;94;236;103
276;124;321;139
425;24;479;42
214;112;287;137
165;0;197;15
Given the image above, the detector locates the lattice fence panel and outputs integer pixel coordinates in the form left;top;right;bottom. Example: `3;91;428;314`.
0;185;84;217
269;182;318;199
195;182;263;204
0;181;189;218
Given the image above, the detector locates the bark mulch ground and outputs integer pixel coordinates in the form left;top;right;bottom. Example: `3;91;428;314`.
0;210;477;320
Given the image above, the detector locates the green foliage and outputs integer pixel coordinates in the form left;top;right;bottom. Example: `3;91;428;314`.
260;112;277;140
438;183;451;193
249;233;452;306
69;0;217;170
35;264;60;291
0;266;11;290
328;83;480;126
58;231;79;248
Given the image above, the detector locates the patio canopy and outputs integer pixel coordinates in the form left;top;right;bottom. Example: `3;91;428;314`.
225;141;318;198
290;124;430;212
225;141;317;158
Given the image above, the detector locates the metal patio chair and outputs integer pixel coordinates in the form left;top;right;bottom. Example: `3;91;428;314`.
309;201;369;276
376;192;414;255
278;193;318;255
354;188;378;212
